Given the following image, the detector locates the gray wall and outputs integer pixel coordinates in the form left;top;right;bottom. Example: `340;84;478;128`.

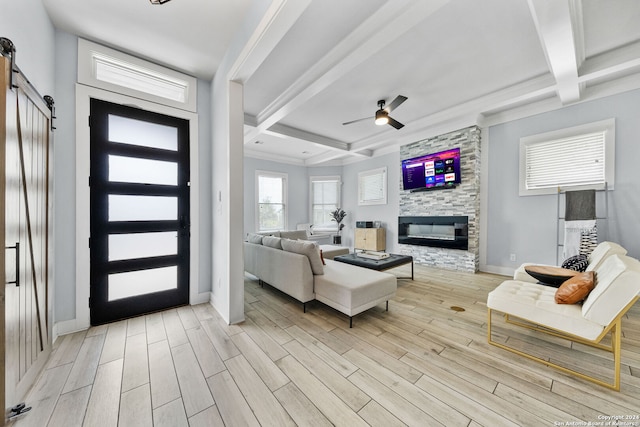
0;0;55;96
53;30;79;321
243;157;342;235
486;88;640;270
196;79;213;294
342;152;401;251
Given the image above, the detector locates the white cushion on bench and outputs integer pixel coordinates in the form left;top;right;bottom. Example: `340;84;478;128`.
582;254;640;326
487;280;604;340
314;259;397;317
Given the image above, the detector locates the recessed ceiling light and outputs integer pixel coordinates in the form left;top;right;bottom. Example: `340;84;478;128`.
254;140;264;144
302;151;310;154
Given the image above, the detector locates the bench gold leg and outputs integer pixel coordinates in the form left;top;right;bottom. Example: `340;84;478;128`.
487;308;623;391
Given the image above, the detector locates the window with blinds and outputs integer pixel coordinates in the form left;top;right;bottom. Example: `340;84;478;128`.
358;167;387;205
310;176;341;231
519;119;615;196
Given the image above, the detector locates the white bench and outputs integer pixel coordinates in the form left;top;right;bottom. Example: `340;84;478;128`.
487;254;640;390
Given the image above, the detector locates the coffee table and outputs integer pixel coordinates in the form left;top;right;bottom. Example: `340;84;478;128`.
333;253;414;280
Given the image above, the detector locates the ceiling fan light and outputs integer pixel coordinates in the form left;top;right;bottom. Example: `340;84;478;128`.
375;110;389;126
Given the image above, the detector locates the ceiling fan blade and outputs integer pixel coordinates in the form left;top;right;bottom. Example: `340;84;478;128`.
342;116;373;125
384;95;408;113
388;116;404;129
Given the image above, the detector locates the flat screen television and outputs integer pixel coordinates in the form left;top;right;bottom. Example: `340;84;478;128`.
401;147;461;191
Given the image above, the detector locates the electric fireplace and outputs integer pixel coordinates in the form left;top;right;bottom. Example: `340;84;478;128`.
398;216;468;250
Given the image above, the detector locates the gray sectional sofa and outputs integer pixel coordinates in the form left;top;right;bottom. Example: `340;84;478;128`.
244;232;397;327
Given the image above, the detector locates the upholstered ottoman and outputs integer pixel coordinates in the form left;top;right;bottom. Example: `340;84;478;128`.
319;244;349;260
314;259;397;327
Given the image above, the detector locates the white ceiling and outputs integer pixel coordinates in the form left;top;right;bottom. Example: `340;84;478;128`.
43;0;640;166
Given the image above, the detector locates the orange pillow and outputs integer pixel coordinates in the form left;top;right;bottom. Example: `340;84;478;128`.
555;271;595;304
320;249;326;265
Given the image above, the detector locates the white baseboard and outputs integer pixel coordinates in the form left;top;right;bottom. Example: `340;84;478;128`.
480;264;514;277
53;318;91;342
191;291;211;305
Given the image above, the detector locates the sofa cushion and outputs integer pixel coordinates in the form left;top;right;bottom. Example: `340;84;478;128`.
555;271;595;304
262;236;283;249
281;238;324;275
257;231;281;237
247;233;263;244
319;245;349;260
280;230;308;240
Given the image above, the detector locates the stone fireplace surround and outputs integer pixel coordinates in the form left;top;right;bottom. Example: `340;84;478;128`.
398;125;480;272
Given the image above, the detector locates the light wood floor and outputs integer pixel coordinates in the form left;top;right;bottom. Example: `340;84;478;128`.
14;264;640;426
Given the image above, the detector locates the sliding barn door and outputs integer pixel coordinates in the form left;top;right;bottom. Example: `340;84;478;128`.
1;55;53;418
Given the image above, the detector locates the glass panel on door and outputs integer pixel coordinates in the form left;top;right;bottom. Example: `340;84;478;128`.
108;155;178;185
108;266;178;301
108;195;177;221
108;114;178;150
108;231;178;261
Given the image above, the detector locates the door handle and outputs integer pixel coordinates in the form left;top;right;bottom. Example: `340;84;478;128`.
6;242;19;286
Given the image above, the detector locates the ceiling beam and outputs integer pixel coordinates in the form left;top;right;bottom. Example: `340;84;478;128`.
244;113;348;150
527;0;581;104
245;0;451;143
579;41;640;83
304;147;371;166
228;0;312;82
264;123;348;151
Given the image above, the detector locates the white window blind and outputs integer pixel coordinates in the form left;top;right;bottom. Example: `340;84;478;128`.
525;131;605;190
358;167;387;206
519;119;615;196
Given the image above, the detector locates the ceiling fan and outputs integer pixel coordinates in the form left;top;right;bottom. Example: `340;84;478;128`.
342;95;408;129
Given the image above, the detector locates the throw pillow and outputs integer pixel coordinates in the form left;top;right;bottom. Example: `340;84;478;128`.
247;233;263;245
579;223;598;257
280;230;308;240
262;236;283;249
561;254;589;272
281;238;324;275
555;271;595;304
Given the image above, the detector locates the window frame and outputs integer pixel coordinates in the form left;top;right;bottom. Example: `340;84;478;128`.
519;119;615;196
255;170;288;232
309;175;341;232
